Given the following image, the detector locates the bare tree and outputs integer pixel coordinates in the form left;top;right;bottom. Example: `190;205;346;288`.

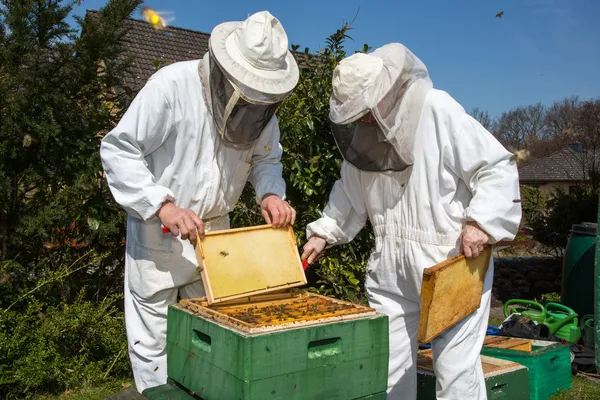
575;99;600;154
495;103;547;150
469;107;495;132
545;96;580;139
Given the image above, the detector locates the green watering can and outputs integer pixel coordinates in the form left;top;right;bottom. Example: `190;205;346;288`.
503;299;547;323
581;314;595;349
545;302;581;343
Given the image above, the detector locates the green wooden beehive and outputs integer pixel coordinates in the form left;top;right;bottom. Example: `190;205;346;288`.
416;350;530;400
166;292;388;400
163;225;389;400
481;338;572;400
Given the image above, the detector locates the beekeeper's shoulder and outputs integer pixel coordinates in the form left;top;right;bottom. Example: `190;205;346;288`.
422;88;467;120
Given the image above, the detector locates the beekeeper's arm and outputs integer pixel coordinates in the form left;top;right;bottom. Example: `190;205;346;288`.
302;162;368;263
100;78;203;242
444;108;522;256
248;116;295;228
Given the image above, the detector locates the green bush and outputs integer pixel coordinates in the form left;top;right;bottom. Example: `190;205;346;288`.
522;184;598;254
0;294;128;398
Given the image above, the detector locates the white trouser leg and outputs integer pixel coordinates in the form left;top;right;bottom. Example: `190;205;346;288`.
125;277;206;393
431;261;494;400
368;288;421;400
125;280;177;393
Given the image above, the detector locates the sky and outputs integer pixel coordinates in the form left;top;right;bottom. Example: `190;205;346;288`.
70;0;600;118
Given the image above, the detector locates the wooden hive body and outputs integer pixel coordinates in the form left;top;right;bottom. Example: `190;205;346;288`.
416;348;530;400
164;225;390;400
481;336;572;400
166;292;389;400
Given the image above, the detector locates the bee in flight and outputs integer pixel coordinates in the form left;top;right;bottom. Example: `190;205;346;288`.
141;7;175;31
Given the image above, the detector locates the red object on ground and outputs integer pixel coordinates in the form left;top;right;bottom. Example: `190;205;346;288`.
302;260;309;270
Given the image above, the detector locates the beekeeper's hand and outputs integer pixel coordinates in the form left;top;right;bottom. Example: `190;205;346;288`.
460;221;489;259
157;201;204;244
261;194;296;228
301;236;327;264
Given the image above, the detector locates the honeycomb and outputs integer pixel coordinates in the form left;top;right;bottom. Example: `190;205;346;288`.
179;291;376;333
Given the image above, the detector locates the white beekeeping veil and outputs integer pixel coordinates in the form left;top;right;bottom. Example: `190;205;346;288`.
329;43;432;171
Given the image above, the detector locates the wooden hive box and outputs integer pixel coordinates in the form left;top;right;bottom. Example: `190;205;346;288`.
165;225;389;400
418;247;492;344
481;336;572;400
416;349;530;400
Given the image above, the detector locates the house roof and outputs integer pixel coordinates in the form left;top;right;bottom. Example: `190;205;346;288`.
86;10;316;93
518;148;592;183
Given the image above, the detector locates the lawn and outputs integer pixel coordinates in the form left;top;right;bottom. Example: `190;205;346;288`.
550;375;600;399
34;376;600;400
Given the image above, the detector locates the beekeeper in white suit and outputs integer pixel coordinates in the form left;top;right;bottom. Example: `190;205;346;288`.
100;11;299;393
302;43;521;399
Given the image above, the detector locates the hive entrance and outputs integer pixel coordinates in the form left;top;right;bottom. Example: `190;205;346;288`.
179;290;377;334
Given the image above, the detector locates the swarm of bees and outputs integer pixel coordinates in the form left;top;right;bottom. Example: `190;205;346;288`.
141;7;175;31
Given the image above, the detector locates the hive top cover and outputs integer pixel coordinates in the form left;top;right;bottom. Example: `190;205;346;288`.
195;224;308;304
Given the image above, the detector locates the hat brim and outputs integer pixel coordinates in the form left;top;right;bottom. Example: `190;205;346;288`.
210;21;299;96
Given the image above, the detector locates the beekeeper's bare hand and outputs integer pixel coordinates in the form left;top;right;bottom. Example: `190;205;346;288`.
460;221;489;259
301;236;327;264
261;194;296;228
157;201;204;244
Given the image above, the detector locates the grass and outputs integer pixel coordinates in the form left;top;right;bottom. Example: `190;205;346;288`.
28;374;600;400
35;380;134;400
550;376;600;399
34;376;600;400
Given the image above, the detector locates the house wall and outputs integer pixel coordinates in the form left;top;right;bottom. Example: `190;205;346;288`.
536;182;574;197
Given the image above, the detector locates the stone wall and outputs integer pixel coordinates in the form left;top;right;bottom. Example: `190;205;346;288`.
492;256;562;302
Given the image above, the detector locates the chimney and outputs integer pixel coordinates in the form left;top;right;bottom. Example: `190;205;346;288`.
568;142;583;153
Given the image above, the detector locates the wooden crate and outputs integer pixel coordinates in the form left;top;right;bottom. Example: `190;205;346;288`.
418;246;491;343
481;336;572;400
416;349;530;400
167;291;389;400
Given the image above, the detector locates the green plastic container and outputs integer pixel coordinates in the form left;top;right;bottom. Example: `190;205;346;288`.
481;340;572;400
503;299;546;323
581;314;595;350
545;302;581;343
562;223;596;317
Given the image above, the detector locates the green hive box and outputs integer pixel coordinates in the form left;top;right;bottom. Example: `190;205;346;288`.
416;350;530;400
166;292;389;400
143;379;388;400
481;339;572;400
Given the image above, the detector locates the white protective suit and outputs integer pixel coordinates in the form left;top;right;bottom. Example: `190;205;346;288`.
307;44;521;399
100;58;289;392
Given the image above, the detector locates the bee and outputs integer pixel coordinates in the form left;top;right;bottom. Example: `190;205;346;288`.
141;7;175;31
219;250;229;257
510;149;530;163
